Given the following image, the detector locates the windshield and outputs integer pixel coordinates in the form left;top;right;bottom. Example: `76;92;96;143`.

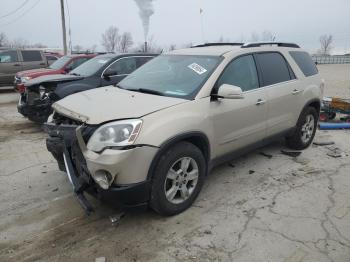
70;56;111;77
49;56;71;70
118;55;222;99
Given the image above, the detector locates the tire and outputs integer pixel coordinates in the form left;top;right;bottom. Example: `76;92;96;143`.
150;141;206;216
286;107;318;150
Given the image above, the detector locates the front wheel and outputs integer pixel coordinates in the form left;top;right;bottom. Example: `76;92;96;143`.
150;142;206;216
286;107;318;150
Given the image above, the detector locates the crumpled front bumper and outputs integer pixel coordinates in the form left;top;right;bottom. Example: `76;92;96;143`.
44;122;154;214
17;93;53;123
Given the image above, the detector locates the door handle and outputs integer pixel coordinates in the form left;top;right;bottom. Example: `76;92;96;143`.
256;99;266;105
13;64;21;66
292;89;301;95
39;63;46;65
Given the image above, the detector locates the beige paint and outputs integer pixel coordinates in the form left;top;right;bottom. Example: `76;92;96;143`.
52;45;323;186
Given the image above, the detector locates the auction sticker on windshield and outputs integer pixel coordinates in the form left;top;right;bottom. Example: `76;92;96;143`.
188;63;207;75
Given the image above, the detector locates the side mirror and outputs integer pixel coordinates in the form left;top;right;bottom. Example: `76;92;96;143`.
216;84;244;99
103;68;118;79
64;66;72;73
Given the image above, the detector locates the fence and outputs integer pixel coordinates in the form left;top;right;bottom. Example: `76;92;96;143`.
312;55;350;64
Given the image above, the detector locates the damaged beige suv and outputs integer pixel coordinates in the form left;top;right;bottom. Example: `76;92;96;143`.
45;42;323;215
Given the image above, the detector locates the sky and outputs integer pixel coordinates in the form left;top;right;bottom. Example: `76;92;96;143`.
0;0;350;54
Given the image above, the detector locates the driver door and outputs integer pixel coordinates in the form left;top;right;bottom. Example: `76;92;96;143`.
210;54;268;157
100;56;138;86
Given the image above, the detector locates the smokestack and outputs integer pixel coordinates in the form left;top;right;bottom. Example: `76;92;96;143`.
144;41;148;52
134;0;154;43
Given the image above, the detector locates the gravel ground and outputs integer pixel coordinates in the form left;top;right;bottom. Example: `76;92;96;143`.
0;64;349;262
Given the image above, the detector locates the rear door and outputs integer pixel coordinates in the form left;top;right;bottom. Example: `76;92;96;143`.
255;52;299;137
211;54;268;156
20;50;46;71
0;50;22;85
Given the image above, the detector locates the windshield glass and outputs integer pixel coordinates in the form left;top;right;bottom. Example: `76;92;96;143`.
118;55;222;99
70;56;111;77
49;56;71;70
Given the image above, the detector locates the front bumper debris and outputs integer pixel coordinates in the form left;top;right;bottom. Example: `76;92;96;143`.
17;92;53;123
44;122;151;214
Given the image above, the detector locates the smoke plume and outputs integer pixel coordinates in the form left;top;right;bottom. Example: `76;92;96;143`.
134;0;154;40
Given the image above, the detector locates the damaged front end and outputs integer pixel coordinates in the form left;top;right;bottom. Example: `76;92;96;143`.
44;113;150;214
17;83;59;123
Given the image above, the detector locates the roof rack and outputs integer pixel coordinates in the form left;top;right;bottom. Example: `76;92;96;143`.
192;43;243;48
241;42;300;48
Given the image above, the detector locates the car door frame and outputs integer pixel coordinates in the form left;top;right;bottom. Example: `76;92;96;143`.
100;55;154;86
210;52;269;158
253;51;300;137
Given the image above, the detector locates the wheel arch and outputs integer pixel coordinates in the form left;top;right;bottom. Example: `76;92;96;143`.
147;132;211;180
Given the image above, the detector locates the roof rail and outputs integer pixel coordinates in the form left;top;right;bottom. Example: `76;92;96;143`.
192;43;243;48
241;42;300;48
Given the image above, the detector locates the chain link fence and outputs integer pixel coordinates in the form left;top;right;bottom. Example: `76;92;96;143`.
312;55;350;64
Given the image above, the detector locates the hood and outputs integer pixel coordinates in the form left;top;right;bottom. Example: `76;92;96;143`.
17;68;58;78
25;74;84;87
52;86;188;124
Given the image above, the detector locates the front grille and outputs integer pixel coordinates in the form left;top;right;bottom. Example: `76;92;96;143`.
53;112;83;125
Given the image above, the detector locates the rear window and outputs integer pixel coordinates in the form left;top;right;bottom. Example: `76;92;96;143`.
21;51;42;62
256;52;293;86
289;51;318;77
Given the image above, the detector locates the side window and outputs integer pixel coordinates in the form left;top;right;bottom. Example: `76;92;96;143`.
289;51;318;77
109;57;137;75
217;55;259;92
136;56;153;67
256;52;292;86
0;50;18;63
46;55;58;61
70;58;89;70
21;51;42;62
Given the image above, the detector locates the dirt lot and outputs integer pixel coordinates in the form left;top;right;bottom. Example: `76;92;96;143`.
0;65;350;262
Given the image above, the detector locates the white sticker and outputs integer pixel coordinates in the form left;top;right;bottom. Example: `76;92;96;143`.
187;63;207;75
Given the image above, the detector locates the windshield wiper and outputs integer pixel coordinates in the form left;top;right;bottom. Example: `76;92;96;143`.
128;88;164;96
70;73;81;76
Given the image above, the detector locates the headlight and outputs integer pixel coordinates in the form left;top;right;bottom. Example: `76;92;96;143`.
87;119;142;152
21;76;32;83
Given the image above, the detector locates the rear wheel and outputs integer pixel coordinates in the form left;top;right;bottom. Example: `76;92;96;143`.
286;107;318;150
150;142;206;216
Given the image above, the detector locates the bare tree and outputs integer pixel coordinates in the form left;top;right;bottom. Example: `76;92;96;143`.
101;26;120;52
89;44;97;53
73;45;84;52
119;32;133;53
319;34;333;55
169;44;177;51
0;32;8;47
31;43;47;48
250;32;259;42
261;30;276;41
9;38;29;49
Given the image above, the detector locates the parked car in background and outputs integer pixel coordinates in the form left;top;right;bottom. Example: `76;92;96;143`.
18;53;157;123
44;52;62;65
45;42;323;215
0;49;47;86
14;54;96;93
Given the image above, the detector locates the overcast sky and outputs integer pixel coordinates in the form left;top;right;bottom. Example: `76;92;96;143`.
1;0;350;54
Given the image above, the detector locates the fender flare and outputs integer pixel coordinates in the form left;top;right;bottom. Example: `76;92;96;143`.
146;131;211;180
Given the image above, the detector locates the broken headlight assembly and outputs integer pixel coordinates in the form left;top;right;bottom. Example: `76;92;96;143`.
87;119;142;152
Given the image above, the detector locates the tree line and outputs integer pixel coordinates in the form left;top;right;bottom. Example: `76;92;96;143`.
0;29;335;56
